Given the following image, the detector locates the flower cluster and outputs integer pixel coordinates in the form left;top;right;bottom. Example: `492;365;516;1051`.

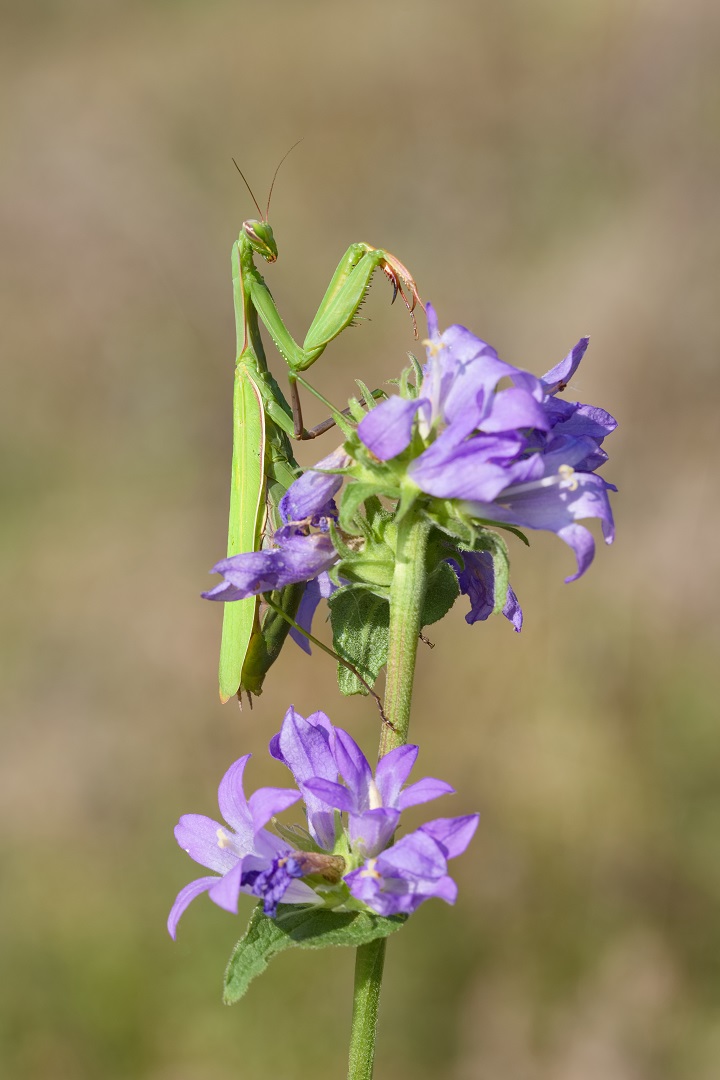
357;304;615;583
168;707;478;936
202;306;616;645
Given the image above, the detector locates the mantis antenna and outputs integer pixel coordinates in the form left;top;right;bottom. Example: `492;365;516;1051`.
232;139;303;221
231;158;264;219
265;138;303;220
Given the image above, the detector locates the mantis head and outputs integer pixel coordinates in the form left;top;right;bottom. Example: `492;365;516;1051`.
242;219;278;263
233;142;302;264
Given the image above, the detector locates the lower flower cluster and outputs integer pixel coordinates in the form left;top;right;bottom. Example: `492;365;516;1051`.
168;707;478;935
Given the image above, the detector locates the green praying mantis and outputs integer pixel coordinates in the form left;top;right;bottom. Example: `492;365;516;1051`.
218;154;422;705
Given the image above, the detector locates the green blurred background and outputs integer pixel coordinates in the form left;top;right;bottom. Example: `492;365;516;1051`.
2;1;719;1077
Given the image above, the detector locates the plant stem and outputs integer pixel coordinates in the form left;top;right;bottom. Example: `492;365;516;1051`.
347;937;387;1080
347;511;431;1079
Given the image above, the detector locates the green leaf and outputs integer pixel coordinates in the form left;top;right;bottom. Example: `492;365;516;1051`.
223;904;406;1004
328;587;390;695
421;560;460;626
339;482;382;532
354;379;377;410
474;518;530;546
347;396;367;424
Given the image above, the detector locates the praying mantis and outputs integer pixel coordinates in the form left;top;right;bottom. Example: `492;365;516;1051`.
218;156;421;705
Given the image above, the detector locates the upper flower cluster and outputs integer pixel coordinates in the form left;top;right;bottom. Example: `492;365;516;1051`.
357;304;616;581
202;307;616;657
168;706;478;935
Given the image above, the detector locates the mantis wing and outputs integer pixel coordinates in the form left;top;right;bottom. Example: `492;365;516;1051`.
218;364;265;703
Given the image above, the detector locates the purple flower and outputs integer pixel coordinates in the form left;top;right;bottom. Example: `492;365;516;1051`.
344;815;479;916
279;447;349;524
269;706;340;851
167;755;319;936
358;305;526;458
268;706;477;916
202;533;337;603
202;449;345;635
170;706;480;928
288;571;337;655
449;549;523;631
300;722;455;858
358;305;616;581
463;467;615;583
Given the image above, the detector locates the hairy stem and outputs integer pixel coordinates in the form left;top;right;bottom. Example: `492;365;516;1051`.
347;511;430;1079
347;937;387;1080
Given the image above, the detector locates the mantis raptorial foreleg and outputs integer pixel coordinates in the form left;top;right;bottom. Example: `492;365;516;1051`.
249;242;421;437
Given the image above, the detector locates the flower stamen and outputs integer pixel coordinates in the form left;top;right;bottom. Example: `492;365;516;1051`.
558;464;579;491
359;858;382;880
422;338;445;356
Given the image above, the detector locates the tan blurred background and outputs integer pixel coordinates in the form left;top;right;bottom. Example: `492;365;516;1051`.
2;1;719;1077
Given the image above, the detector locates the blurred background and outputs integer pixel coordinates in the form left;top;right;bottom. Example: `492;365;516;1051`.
2;1;719;1077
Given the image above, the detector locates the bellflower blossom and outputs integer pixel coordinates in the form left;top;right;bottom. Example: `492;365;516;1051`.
358;304;616;581
169;707;478;932
448;549;523;630
167;755;321;937
201;447;346;641
202;440;524;630
270;706;456;858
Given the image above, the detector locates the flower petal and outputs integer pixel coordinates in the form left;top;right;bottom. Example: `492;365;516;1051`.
289;572;336;655
202;534;338;602
420;814;480;858
376;829;448;880
247;786;302;832
425;301;439;339
167;875;218;939
421;874;458;905
449;549;522;631
269;706;337;850
357;396;422;460
282;881;325;905
217;755;253;837
374;744;419;806
280;447;349;522
348;808;400;859
208;860;245;914
332;728;373;807
464;472;615;581
551;402;617;440
269;706;335;778
301;777;355;812
482;387;551;433
409;430;530;502
174;814;237;874
541;337;589;395
397;777;455;810
557;522;596;582
450;549;494;624
503;584;523;632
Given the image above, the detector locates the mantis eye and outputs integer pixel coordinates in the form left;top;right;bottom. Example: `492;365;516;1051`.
243;219;278;262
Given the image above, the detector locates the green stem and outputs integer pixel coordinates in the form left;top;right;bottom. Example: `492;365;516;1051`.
347;511;431;1079
347;937;387;1080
